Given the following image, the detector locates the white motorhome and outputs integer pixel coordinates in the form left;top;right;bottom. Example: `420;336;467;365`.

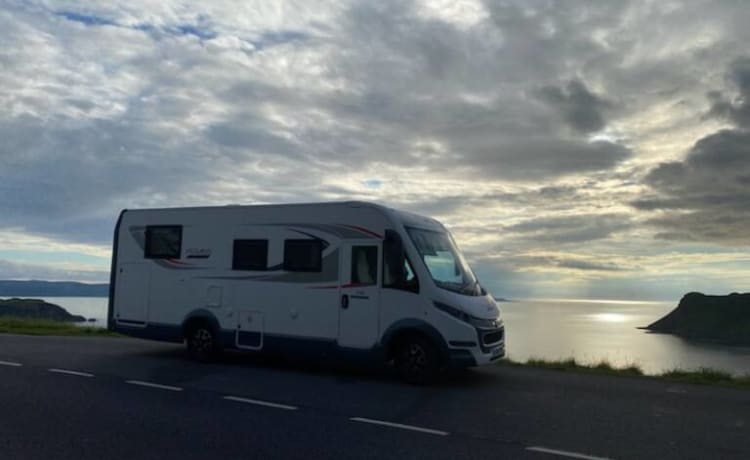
108;201;504;383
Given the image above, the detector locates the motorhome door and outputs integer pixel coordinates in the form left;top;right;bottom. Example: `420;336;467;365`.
338;241;381;349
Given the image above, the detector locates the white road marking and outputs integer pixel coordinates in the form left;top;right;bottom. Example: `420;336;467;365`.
125;380;183;392
349;417;449;436
48;368;94;378
223;396;298;411
0;360;22;367
526;446;614;460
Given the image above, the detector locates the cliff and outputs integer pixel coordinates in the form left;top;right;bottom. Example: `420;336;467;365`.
646;292;750;344
0;298;86;322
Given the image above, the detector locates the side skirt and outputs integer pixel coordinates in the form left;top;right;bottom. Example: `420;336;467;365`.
113;322;386;363
114;322;477;368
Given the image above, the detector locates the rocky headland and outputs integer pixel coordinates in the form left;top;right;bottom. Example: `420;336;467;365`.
646;292;750;345
0;298;86;322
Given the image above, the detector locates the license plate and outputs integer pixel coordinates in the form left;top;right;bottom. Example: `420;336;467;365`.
491;345;504;358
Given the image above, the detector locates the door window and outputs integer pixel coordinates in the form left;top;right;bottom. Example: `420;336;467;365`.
351;246;378;286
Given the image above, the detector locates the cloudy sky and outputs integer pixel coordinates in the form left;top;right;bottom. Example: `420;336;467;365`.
1;0;749;300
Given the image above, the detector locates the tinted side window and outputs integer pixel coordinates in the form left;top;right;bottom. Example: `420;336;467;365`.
383;233;419;293
384;256;418;291
233;239;268;271
351;246;378;286
145;226;182;259
283;239;323;272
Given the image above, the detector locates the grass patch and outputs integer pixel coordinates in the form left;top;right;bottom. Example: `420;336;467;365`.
660;367;735;385
658;367;750;388
499;357;750;388
0;317;119;337
519;357;644;376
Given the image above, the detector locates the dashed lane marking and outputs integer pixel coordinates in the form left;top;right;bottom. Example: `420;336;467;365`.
223;395;298;411
526;446;614;460
349;417;449;436
48;368;94;378
125;380;183;392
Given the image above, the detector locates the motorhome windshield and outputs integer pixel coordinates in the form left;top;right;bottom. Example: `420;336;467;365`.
406;227;481;296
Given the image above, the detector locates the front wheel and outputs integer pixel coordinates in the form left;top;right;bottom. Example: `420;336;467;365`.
394;335;440;385
186;324;219;362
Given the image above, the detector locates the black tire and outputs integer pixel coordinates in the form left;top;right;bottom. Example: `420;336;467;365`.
186;322;219;362
394;335;440;385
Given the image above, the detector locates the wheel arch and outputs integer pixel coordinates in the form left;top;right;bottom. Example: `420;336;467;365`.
181;309;221;338
381;319;450;364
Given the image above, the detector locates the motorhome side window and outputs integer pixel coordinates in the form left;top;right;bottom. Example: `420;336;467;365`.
144;225;182;259
383;233;419;292
384;256;418;291
233;239;268;271
283;239;323;272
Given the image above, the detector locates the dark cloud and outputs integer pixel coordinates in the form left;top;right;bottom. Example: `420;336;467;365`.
0;115;305;244
537;80;612;133
634;57;750;246
206;118;300;155
453;138;631;180
512;255;626;272
555;258;624;272
296;0;634;180
708;58;750;127
503;213;631;244
482;2;627;84
0;117;142;242
635;129;750;245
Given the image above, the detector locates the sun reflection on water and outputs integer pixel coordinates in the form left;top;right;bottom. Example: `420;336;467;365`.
589;312;630;323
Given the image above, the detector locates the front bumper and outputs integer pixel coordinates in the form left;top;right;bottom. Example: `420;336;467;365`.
446;324;505;367
477;324;504;352
474;341;505;365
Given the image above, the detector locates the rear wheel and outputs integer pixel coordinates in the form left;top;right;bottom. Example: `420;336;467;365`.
186;323;219;362
394;335;440;385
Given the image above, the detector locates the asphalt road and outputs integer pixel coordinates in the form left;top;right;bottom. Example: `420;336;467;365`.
1;334;748;460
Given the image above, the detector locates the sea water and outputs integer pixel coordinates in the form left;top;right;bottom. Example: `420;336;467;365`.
26;296;750;375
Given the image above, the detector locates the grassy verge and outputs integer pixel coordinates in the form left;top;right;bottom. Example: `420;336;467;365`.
0;317;119;337
499;357;750;388
660;367;750;386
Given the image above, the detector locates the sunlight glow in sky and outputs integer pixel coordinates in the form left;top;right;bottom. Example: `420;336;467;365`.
1;0;749;300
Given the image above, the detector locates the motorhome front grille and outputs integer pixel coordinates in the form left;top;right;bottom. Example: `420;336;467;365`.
482;329;504;345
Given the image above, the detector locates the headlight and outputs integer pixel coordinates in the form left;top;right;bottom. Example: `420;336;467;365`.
433;301;500;329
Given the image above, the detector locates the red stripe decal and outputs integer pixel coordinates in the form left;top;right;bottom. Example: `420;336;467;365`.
307;283;370;290
338;224;383;239
342;282;369;288
166;258;192;266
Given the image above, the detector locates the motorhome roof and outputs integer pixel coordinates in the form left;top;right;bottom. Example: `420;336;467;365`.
123;200;378;212
121;200;445;232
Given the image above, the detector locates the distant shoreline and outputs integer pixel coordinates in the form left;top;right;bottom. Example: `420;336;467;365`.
0;280;108;297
